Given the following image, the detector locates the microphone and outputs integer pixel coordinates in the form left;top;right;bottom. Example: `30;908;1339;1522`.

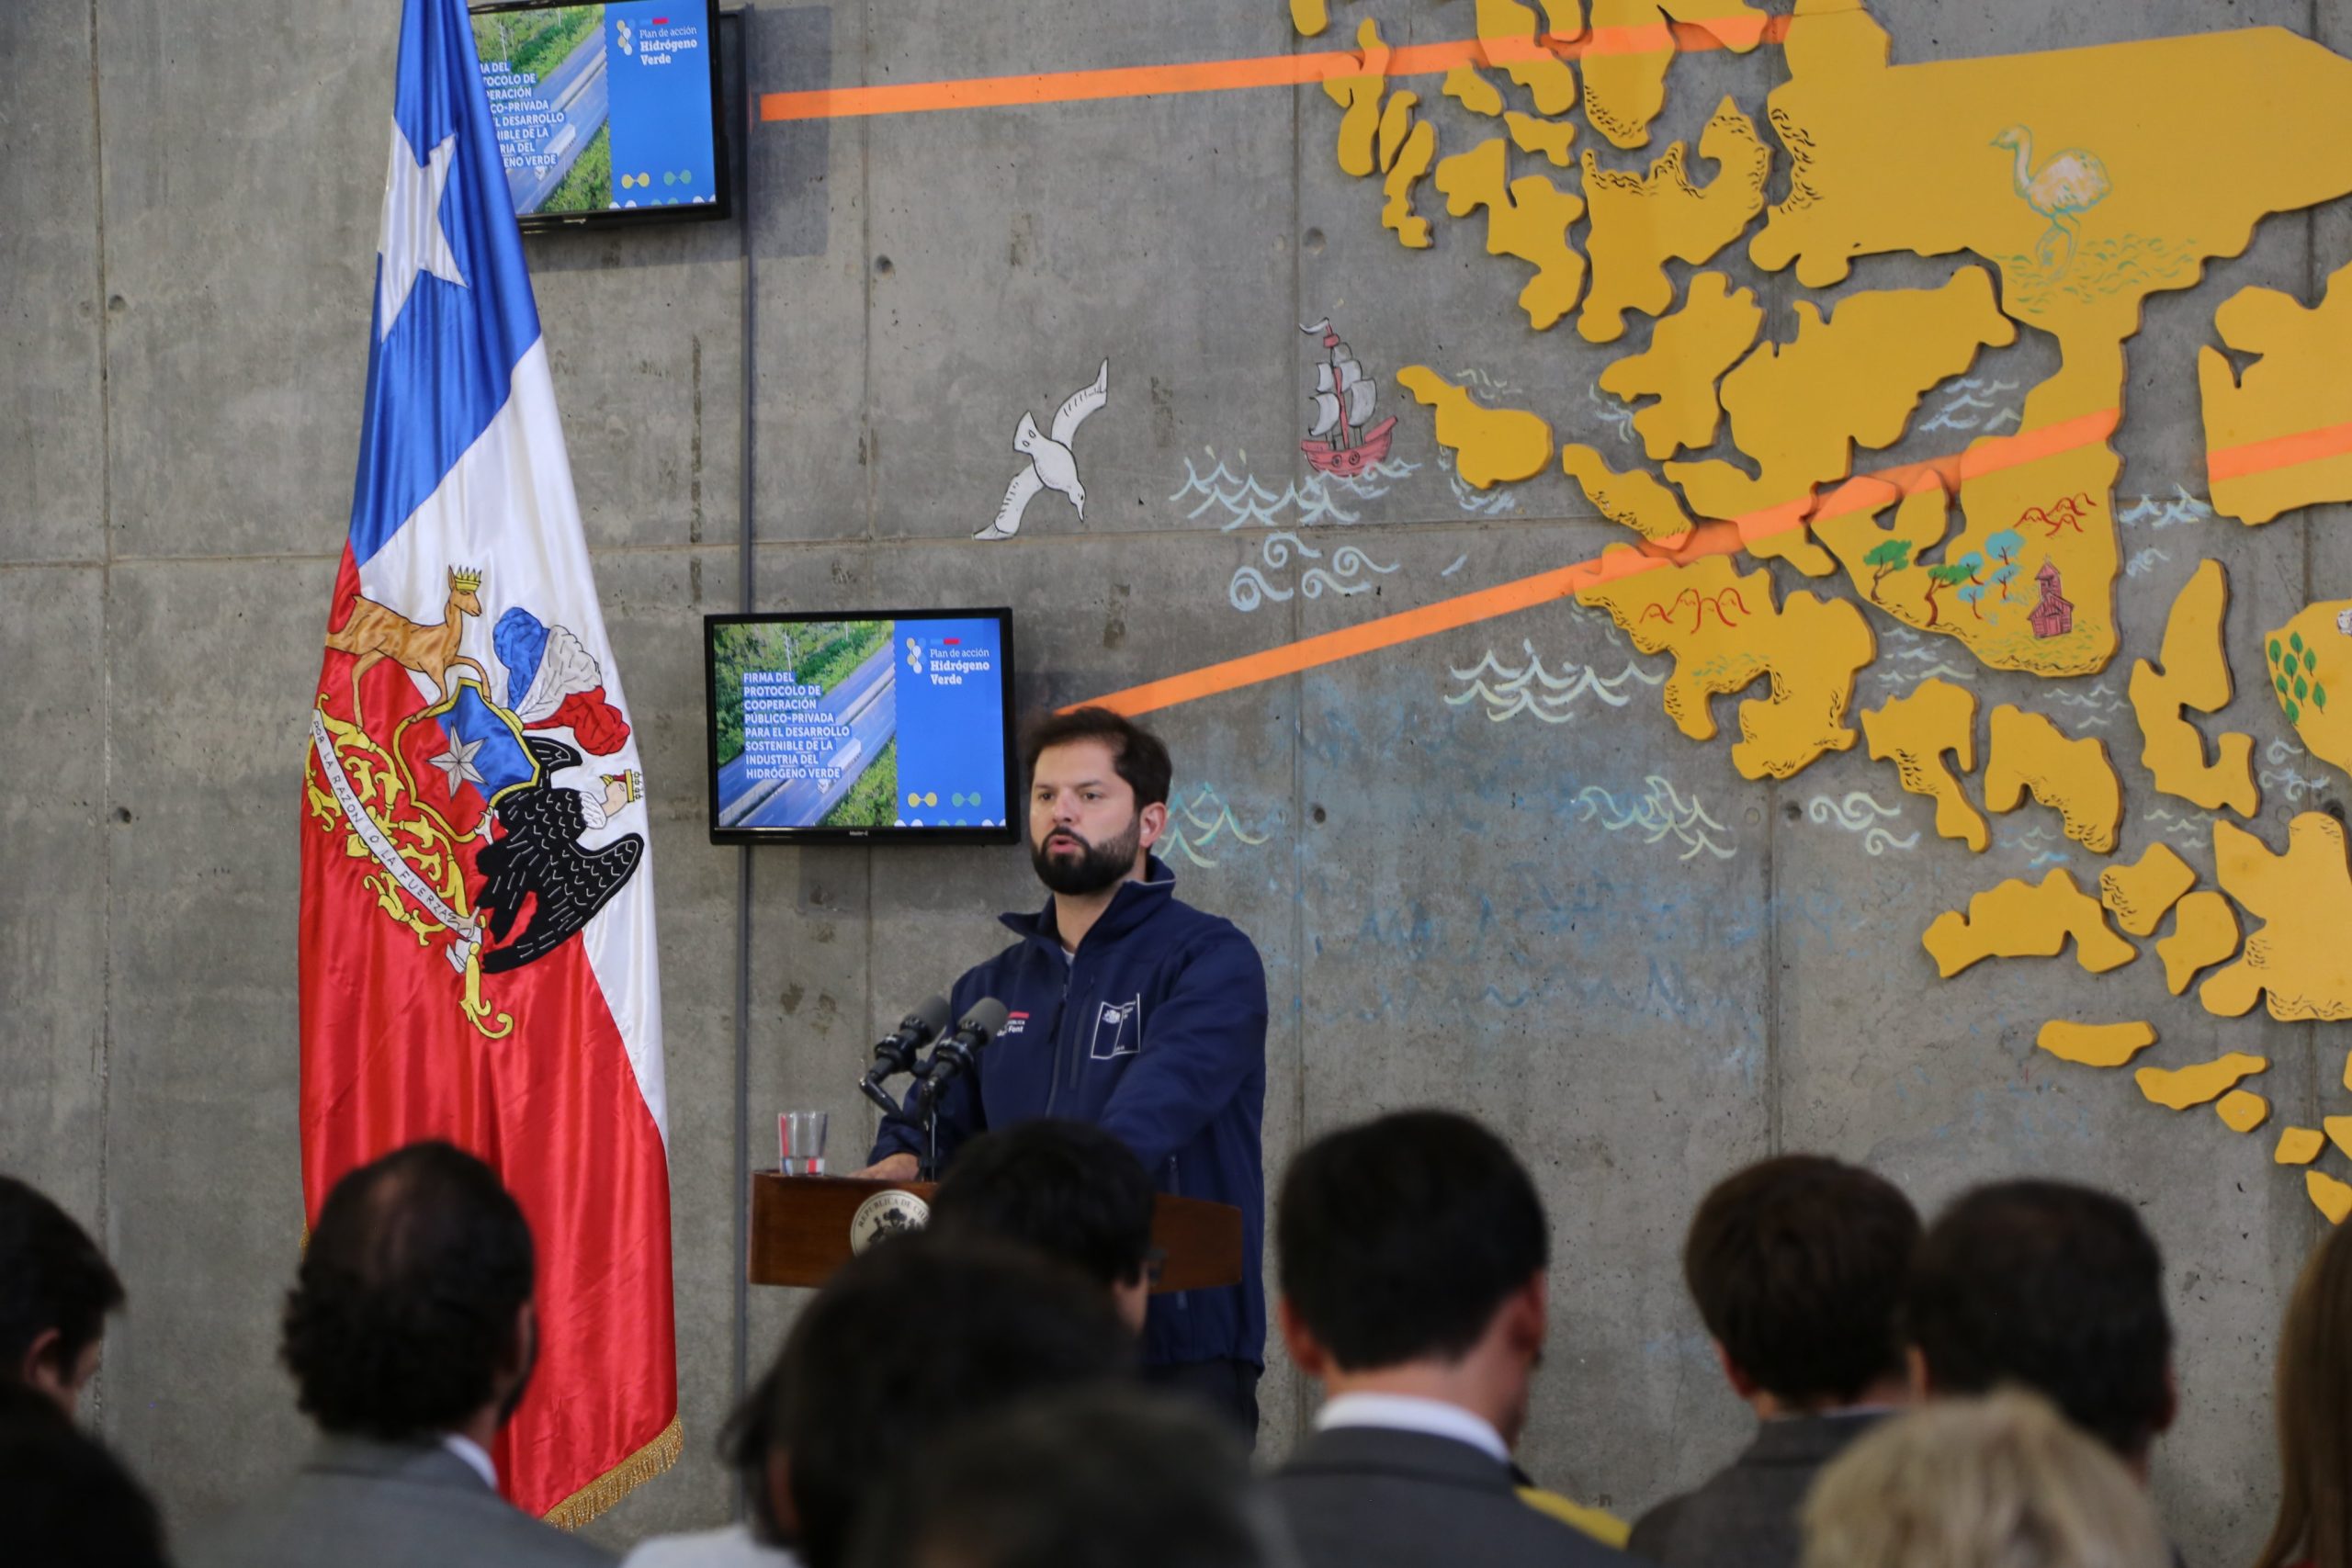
858;996;953;1114
912;998;1012;1116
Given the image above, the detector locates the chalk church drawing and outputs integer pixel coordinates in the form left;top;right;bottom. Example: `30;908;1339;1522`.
975;360;1109;540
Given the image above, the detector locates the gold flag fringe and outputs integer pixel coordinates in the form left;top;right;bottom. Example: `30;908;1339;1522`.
543;1416;684;1531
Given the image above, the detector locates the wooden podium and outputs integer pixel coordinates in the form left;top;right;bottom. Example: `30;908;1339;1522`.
747;1173;1244;1293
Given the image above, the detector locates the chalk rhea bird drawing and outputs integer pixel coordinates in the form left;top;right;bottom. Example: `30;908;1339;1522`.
975;360;1109;540
1300;319;1397;478
1991;125;2111;271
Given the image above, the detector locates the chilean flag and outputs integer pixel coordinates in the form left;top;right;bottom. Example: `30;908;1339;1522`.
298;0;675;1525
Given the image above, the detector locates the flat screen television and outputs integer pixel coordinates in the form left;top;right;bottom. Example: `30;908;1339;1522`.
469;0;730;231
706;610;1019;844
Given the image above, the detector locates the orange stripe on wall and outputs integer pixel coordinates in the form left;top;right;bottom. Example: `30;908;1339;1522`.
2206;417;2352;482
757;17;1791;123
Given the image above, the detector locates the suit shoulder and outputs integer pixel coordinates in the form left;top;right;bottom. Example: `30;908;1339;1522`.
1628;1491;1689;1559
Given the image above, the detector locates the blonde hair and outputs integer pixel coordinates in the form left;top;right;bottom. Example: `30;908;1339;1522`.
2254;1222;2352;1568
1802;1391;2169;1568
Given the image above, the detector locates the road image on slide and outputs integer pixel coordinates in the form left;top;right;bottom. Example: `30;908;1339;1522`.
475;6;612;216
714;623;900;830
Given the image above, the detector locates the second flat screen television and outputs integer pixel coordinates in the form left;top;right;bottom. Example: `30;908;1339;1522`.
707;610;1017;843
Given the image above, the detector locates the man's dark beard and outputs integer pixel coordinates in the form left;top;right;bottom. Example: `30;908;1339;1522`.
1031;815;1142;896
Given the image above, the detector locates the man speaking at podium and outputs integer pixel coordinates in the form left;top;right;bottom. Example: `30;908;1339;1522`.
854;707;1270;1438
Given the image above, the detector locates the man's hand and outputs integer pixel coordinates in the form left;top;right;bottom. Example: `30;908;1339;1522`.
852;1153;921;1182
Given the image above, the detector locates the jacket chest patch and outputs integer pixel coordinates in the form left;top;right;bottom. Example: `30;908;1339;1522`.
1089;996;1143;1060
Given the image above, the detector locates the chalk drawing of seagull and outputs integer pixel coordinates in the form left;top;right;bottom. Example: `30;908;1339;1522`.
975;360;1109;540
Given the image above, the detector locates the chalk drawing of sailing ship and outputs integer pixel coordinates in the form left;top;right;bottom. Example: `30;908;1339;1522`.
1300;319;1397;479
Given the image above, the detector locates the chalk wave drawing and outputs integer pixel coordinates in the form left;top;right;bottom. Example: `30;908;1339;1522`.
1866;630;1983;693
1806;792;1922;855
1159;784;1272;869
1587;382;1639;448
1453;367;1520;396
2124;547;2170;579
1440;448;1520;516
1572;777;1738;862
1442;553;1469;578
2260;738;2336;804
2049;680;2128;716
2144;805;2219;850
2119;486;2215;529
1446;640;1667;724
1171;446;1419;530
1917;375;2023;434
1229;531;1400;612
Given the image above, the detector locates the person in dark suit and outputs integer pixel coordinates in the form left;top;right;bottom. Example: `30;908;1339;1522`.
1628;1156;1921;1568
0;1174;125;1416
184;1142;609;1568
0;1380;170;1568
1265;1110;1631;1568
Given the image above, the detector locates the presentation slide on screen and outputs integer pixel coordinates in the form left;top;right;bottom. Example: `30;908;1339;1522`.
472;2;718;219
713;617;1009;832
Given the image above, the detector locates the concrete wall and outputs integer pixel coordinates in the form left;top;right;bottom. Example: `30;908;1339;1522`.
5;0;2350;1558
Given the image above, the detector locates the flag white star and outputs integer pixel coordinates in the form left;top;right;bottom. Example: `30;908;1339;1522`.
428;734;488;793
377;119;468;341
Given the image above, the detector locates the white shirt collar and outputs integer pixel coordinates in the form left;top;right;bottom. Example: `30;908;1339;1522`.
441;1433;498;1491
1315;1392;1510;1465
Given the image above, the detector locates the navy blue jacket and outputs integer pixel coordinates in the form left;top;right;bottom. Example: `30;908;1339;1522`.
870;858;1268;1370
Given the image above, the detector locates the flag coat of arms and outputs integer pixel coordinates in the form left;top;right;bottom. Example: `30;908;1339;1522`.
299;0;675;1523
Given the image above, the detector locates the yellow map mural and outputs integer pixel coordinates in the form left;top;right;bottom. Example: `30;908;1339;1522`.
1294;0;2352;1223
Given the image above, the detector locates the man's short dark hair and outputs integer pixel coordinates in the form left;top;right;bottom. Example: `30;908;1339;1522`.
1683;1155;1920;1406
1907;1179;2173;1459
1277;1110;1548;1370
280;1141;536;1440
931;1120;1156;1292
720;1357;789;1545
1021;707;1172;809
849;1384;1279;1568
0;1177;124;1385
774;1233;1134;1568
0;1380;168;1568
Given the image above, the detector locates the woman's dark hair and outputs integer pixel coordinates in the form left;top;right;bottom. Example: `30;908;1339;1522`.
932;1120;1157;1291
0;1176;124;1382
280;1141;536;1440
1683;1154;1920;1406
1906;1179;2172;1460
1277;1110;1548;1370
2255;1221;2352;1568
1020;708;1172;808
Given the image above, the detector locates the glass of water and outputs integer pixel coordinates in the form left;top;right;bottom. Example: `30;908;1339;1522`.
780;1111;829;1176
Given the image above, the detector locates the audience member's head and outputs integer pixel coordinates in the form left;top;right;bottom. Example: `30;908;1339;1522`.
2256;1220;2352;1568
1802;1391;2168;1568
848;1384;1286;1568
931;1119;1159;1333
770;1232;1135;1568
1683;1154;1919;1417
0;1176;125;1416
1276;1110;1549;1446
0;1380;170;1568
1905;1180;2174;1467
281;1140;537;1444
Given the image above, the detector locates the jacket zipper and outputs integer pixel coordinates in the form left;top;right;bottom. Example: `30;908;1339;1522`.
1044;957;1074;1116
1167;1156;1186;1310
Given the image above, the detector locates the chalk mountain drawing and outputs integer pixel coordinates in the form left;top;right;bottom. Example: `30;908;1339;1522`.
976;360;1109;540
